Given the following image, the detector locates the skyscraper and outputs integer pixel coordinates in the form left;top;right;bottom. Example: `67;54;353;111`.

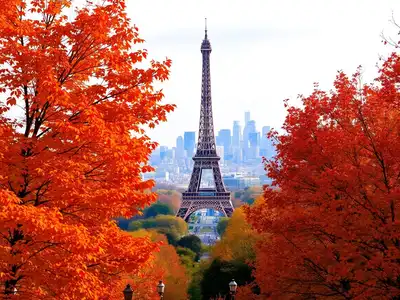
184;131;196;157
232;121;242;163
245;111;250;125
232;121;241;148
243;112;250;157
243;119;256;161
260;126;270;149
176;136;184;159
260;126;275;159
217;129;231;159
247;120;256;134
248;132;260;159
248;132;260;147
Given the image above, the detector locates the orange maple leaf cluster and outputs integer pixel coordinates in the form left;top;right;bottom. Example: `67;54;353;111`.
0;0;174;298
246;50;400;298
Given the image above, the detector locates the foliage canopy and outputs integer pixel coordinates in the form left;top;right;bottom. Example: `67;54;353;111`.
0;0;173;298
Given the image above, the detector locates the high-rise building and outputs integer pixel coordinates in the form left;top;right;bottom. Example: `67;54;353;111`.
243;118;256;161
176;136;184;158
247;120;256;134
184;131;196;157
232;121;242;163
261;126;270;146
217;129;231;159
243;112;251;148
260;126;275;159
248;132;260;160
249;132;260;147
150;147;161;165
159;146;168;161
232;121;241;148
245;111;250;125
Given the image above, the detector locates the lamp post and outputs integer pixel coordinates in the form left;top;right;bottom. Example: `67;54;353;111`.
157;280;165;299
229;279;238;299
123;284;133;300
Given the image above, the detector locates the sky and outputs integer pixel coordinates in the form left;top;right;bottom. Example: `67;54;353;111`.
124;0;400;147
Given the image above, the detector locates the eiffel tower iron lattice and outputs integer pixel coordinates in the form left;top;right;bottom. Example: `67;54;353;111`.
176;20;234;221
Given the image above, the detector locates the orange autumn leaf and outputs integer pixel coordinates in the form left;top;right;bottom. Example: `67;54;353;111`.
0;0;174;298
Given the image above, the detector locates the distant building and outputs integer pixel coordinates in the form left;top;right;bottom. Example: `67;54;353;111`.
150;148;161;165
243;112;250;149
259;174;272;185
217;129;231;159
232;121;243;163
247;120;256;135
244;111;250;125
248;132;260;147
260;126;275;159
247;131;260;160
176;136;184;159
160;146;168;161
232;121;241;148
184;131;196;157
216;146;224;165
223;173;261;190
166;148;175;161
155;169;170;181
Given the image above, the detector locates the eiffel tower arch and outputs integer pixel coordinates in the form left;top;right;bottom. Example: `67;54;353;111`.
176;20;234;221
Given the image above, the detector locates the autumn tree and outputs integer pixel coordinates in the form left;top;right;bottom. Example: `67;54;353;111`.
200;259;254;300
213;207;259;263
211;207;260;299
128;215;187;245
156;190;182;213
216;217;229;236
177;235;203;260
0;0;173;298
125;230;189;300
246;49;400;297
144;202;174;218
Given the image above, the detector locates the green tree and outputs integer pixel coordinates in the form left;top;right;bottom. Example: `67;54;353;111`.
177;235;202;259
216;217;229;236
200;259;256;300
188;261;209;300
143;202;174;218
176;246;197;271
128;215;187;245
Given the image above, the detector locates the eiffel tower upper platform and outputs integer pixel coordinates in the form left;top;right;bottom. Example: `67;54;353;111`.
176;20;235;221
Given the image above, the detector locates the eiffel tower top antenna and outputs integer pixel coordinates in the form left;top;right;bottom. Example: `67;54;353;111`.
205;17;208;39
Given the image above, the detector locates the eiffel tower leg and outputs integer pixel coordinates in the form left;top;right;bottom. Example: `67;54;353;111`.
188;161;202;192
211;161;225;192
219;202;228;217
220;201;234;217
183;202;193;220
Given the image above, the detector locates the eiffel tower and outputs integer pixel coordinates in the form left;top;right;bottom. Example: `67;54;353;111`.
176;20;234;221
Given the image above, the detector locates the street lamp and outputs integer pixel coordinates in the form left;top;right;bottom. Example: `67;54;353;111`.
157;280;165;299
229;279;238;299
123;284;133;300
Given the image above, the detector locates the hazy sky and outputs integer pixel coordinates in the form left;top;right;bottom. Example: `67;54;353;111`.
127;1;397;146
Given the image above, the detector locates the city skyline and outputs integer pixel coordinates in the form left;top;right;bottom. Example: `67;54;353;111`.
162;110;267;148
126;0;400;147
